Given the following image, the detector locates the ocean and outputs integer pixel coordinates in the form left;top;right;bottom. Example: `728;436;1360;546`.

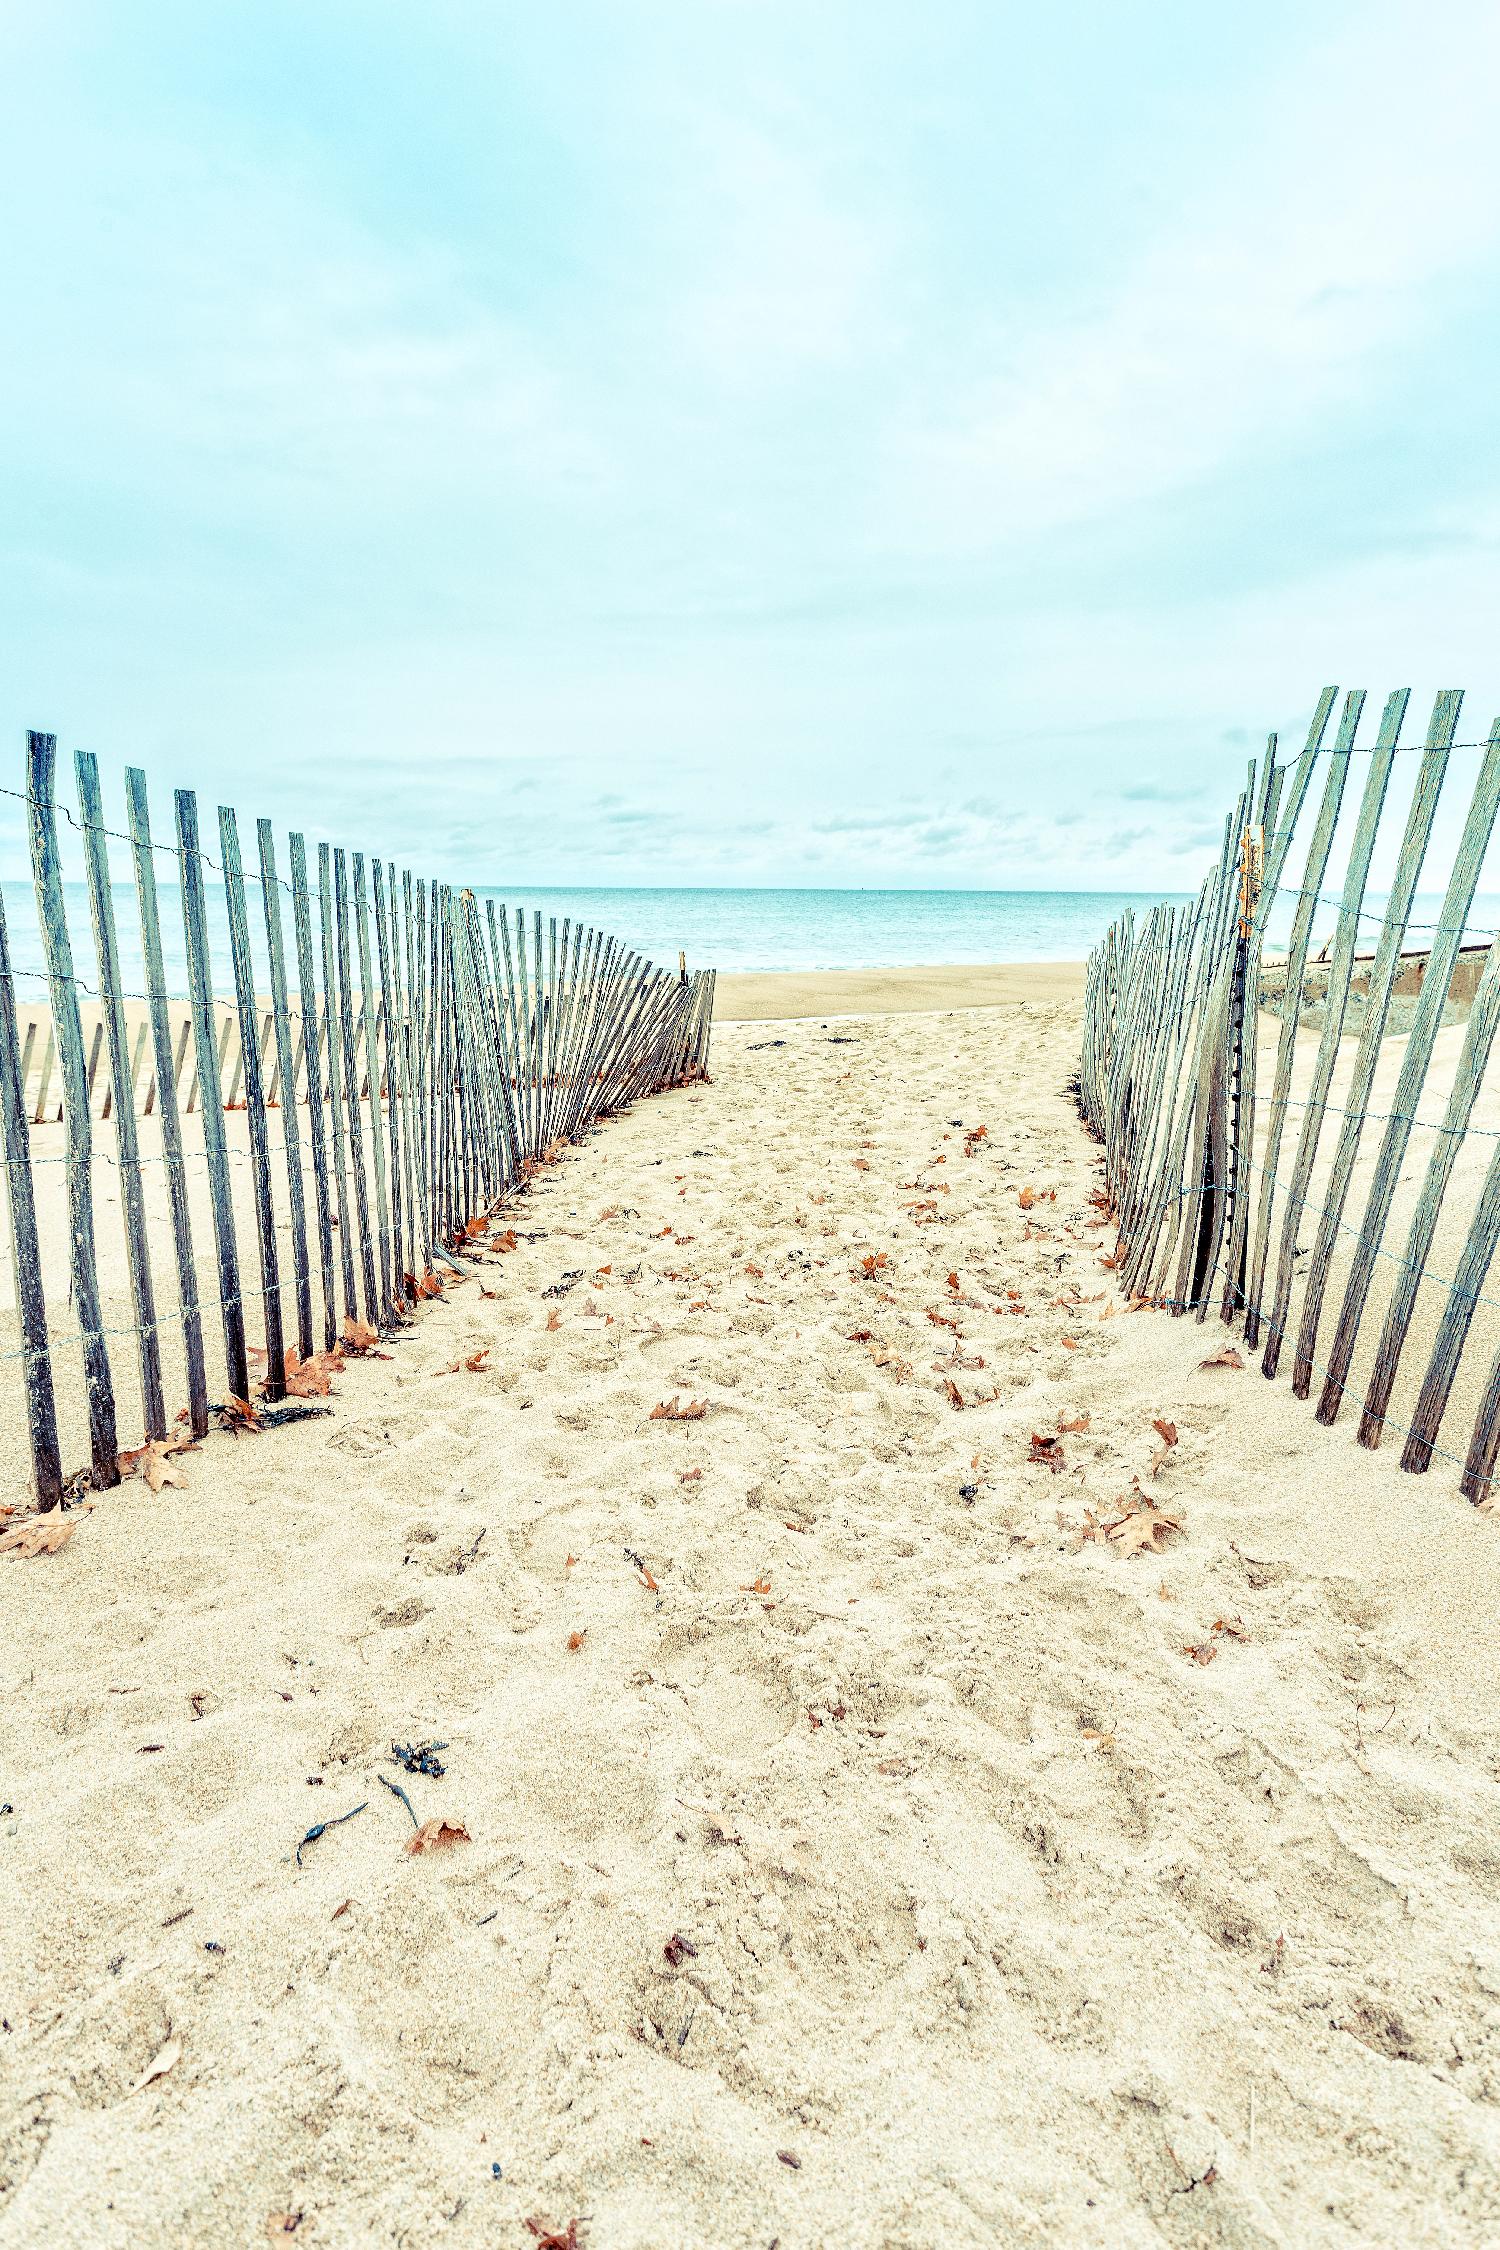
1;880;1495;1004
0;882;1172;1002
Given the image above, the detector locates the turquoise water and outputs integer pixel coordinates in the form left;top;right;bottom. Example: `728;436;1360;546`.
0;882;1171;998
467;886;1161;974
4;879;1495;1002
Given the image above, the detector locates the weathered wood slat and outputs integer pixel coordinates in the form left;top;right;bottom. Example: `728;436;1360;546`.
75;750;166;1440
1348;724;1500;1442
316;844;360;1324
126;767;208;1436
1461;1348;1500;1504
258;822;314;1360
0;884;62;1504
1260;694;1397;1378
177;788;249;1404
1387;932;1500;1469
353;854;394;1320
28;732;119;1485
405;871;433;1279
288;836;339;1347
371;860;409;1313
333;849;378;1321
1241;691;1363;1350
1317;689;1469;1422
1279;697;1450;1386
219;807;286;1399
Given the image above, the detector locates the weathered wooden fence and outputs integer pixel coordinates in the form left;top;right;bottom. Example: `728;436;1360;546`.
1080;685;1500;1501
0;731;715;1510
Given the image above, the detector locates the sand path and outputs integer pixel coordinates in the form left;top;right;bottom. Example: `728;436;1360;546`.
3;996;1499;2247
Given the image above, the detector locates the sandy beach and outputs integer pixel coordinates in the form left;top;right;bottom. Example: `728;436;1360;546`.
3;969;1500;2248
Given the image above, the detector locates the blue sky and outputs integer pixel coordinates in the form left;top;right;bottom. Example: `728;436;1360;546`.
2;0;1498;890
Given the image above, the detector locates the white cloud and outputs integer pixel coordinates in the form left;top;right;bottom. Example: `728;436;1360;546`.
893;1;1500;546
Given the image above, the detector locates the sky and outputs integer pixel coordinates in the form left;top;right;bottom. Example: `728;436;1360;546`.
2;0;1499;892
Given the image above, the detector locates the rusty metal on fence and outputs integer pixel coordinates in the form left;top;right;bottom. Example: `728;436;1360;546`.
1080;686;1500;1502
0;732;716;1508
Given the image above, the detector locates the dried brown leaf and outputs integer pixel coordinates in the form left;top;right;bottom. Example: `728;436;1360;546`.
118;1434;199;1492
0;1514;76;1558
524;2221;579;2250
405;1819;471;1856
1106;1499;1183;1557
649;1396;707;1421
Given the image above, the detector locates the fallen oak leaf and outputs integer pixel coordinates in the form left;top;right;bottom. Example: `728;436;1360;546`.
944;1377;965;1411
1106;1499;1183;1557
524;2221;580;2250
740;1575;772;1594
1200;1345;1245;1370
566;1631;586;1651
1028;1432;1065;1470
281;1347;342;1399
0;1514;76;1557
405;1819;471;1856
545;1307;562;1332
117;1434;199;1492
462;1349;491;1373
1150;1417;1178;1477
1056;1412;1091;1434
342;1317;380;1354
649;1396;707;1421
1183;1641;1219;1667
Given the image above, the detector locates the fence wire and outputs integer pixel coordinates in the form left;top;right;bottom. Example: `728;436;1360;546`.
1080;683;1500;1506
0;730;716;1510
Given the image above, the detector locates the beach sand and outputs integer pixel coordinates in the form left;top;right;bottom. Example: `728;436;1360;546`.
3;971;1500;2247
714;960;1087;1019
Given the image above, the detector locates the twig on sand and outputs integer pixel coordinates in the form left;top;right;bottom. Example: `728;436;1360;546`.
378;1772;419;1828
295;1800;367;1868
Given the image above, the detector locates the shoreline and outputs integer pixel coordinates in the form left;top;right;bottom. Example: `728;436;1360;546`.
712;959;1087;1019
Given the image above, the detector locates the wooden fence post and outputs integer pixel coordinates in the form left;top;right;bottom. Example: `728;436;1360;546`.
28;732;119;1485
